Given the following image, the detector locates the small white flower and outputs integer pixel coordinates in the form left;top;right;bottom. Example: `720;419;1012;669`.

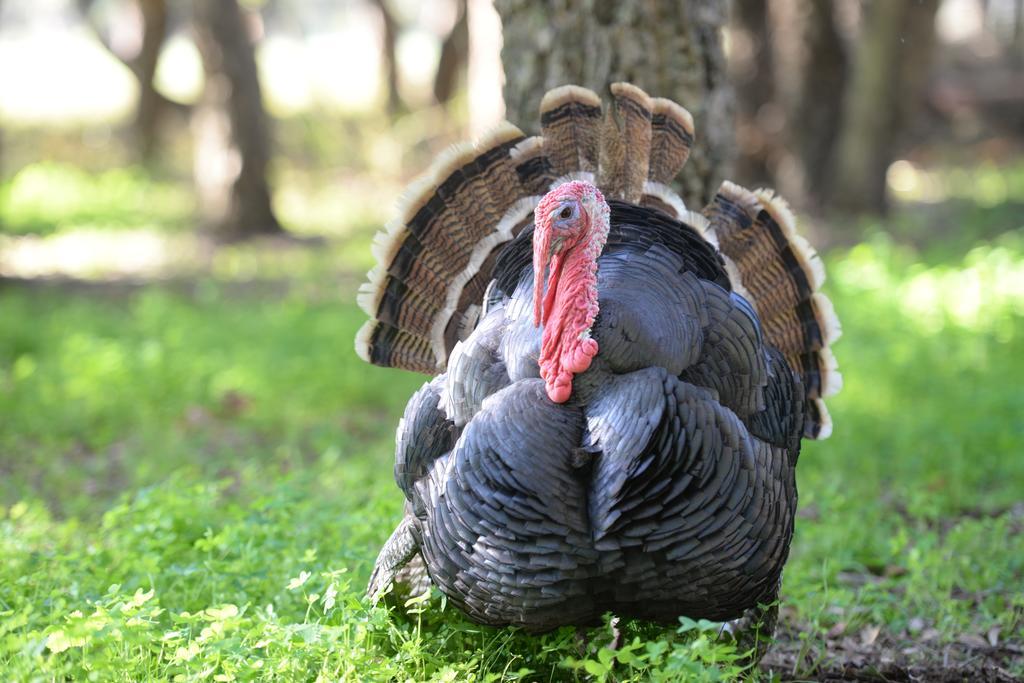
322;583;338;611
205;604;238;620
286;570;311;590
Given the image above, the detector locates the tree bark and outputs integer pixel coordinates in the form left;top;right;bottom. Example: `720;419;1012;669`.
831;0;939;214
434;0;469;104
0;0;4;201
792;0;848;209
371;0;403;115
78;0;180;163
495;0;734;208
731;0;776;189
134;0;168;163
191;0;282;240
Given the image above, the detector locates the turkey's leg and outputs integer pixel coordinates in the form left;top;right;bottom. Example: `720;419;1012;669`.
722;593;780;668
367;515;420;603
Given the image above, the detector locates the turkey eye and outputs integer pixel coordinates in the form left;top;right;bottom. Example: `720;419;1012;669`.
559;207;573;219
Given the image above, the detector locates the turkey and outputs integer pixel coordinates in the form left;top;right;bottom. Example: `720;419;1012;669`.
357;83;841;641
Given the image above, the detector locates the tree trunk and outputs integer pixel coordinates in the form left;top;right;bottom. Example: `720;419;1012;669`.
731;0;776;189
191;0;282;240
496;0;734;208
792;0;848;210
78;0;179;163
0;0;4;202
895;0;940;139
434;0;469;104
135;0;168;163
831;0;939;214
371;0;402;115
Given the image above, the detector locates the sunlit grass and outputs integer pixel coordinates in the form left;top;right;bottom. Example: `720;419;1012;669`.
888;158;1024;207
776;234;1024;677
0;109;470;283
834;231;1024;338
0;162;195;236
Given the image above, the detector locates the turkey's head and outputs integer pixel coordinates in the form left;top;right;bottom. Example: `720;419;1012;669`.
532;180;610;403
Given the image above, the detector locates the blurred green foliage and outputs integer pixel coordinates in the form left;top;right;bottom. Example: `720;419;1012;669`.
0;162;195;235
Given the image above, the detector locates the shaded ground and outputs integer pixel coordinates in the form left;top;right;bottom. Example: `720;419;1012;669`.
764;602;1023;681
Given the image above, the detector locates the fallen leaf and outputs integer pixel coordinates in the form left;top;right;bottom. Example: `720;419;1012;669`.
826;622;847;639
860;625;880;646
184;405;211;428
957;633;989;649
218;390;251;418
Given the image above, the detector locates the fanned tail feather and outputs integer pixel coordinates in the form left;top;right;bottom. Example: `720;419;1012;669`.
357;123;533;371
701;181;842;439
510;136;556;195
356;83;841;443
598;83;653;203
539;85;602;179
358;85;612;373
648;97;694;185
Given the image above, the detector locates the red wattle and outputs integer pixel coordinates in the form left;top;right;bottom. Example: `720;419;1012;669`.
541;253;564;325
530;180;609;404
538;247;600;403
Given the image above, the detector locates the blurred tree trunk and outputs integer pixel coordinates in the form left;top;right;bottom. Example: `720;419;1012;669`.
731;1;775;188
192;0;282;240
78;0;177;163
0;0;4;198
832;0;939;214
793;0;848;210
370;0;402;115
434;0;468;104
496;0;733;208
135;0;168;163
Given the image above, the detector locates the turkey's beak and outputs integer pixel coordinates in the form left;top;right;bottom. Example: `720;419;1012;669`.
532;227;564;328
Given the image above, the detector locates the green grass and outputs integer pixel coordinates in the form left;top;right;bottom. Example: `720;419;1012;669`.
0;282;754;681
0;162;196;236
783;232;1024;675
1;221;1023;679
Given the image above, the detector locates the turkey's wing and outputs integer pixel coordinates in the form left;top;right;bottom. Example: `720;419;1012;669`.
585;367;798;623
394;376;456;507
443;307;511;426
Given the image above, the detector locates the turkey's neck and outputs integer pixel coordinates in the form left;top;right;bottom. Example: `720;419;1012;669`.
539;241;602;403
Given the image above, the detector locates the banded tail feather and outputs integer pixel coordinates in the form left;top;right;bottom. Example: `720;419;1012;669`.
598;82;653;203
702;181;842;439
510;136;556;195
640;97;695;220
648;97;694;185
356;123;535;371
539;85;602;179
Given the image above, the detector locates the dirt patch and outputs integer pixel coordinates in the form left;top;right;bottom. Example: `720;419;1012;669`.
762;621;1023;682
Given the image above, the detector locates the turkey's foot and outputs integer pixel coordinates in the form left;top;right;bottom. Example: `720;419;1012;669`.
608;616;623;651
721;600;779;668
